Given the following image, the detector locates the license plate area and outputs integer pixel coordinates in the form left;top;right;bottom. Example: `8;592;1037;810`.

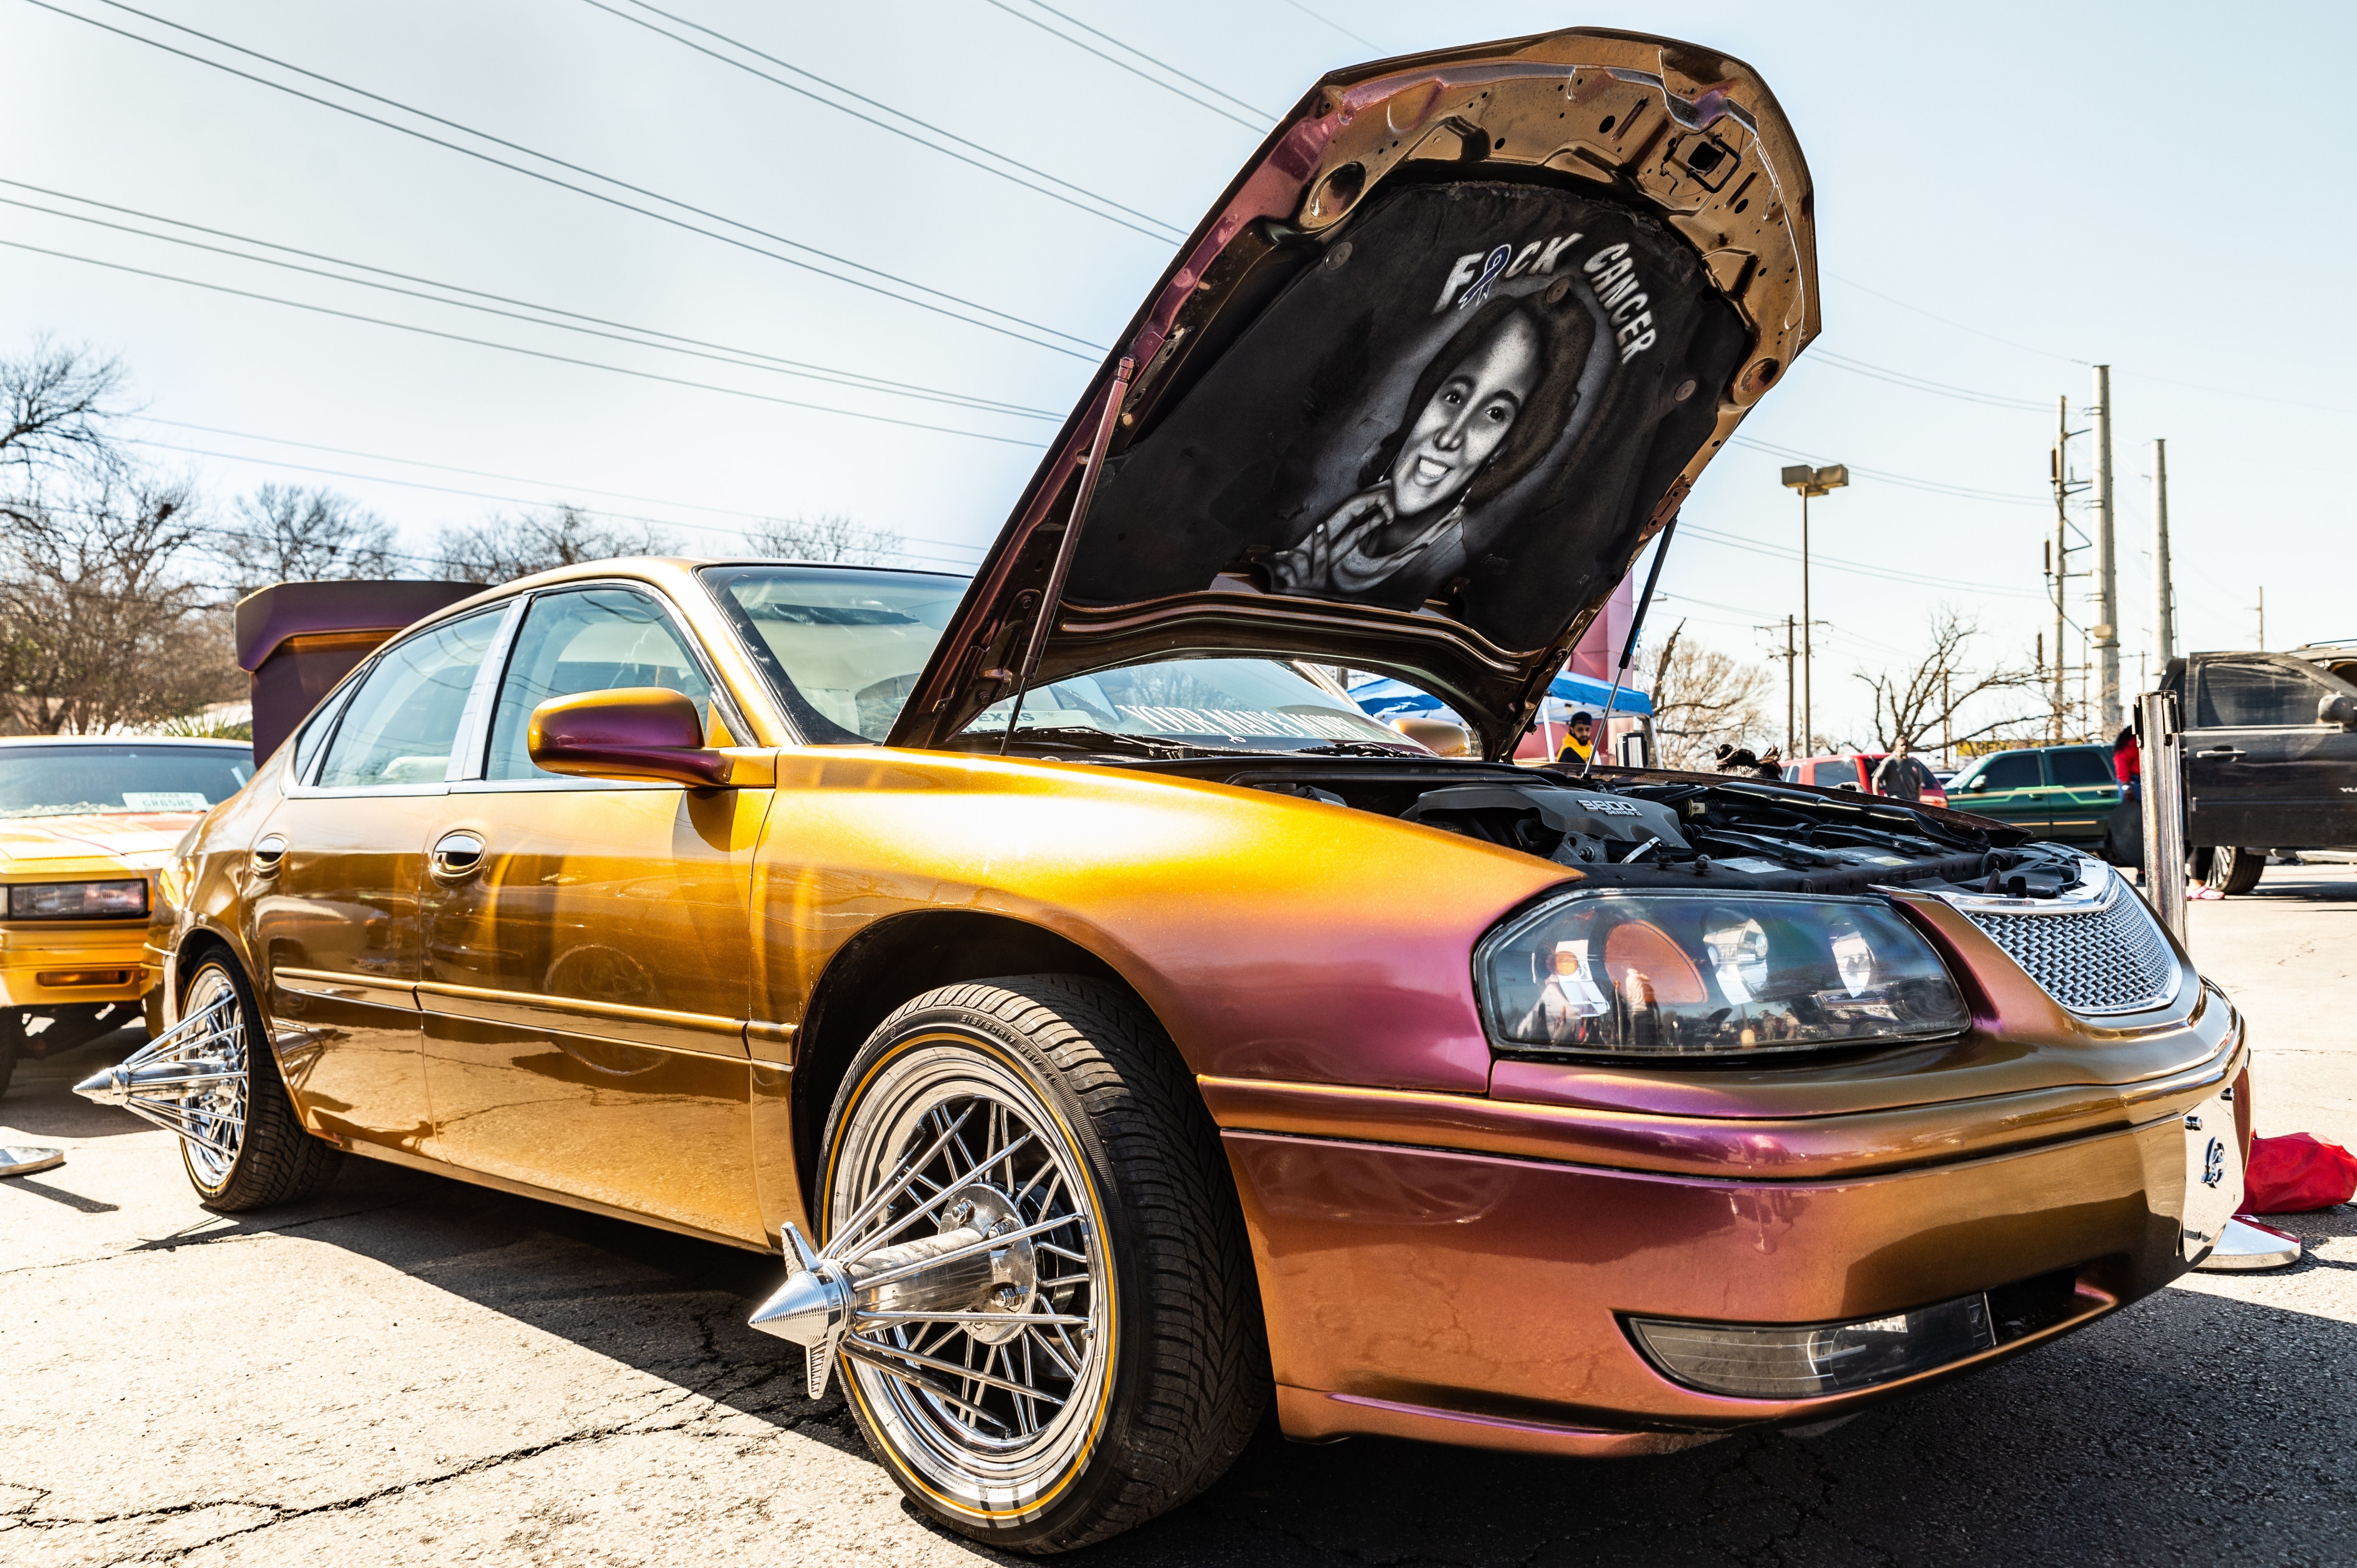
2178;1093;2244;1263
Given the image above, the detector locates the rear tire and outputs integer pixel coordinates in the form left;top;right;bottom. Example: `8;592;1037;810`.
175;955;340;1211
818;976;1265;1553
2203;845;2266;895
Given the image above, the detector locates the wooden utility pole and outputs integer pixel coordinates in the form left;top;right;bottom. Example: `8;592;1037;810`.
2091;366;2120;730
2256;586;2265;650
1784;613;1796;755
2152;438;2174;668
2050;397;2071;743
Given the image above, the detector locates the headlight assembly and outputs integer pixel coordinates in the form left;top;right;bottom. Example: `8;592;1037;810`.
1477;890;1968;1059
7;879;150;920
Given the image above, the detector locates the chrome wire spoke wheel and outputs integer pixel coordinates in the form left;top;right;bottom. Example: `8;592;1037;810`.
169;966;251;1190
825;1037;1113;1519
76;962;250;1190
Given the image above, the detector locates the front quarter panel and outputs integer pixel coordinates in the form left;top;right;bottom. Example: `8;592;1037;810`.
755;750;1570;1093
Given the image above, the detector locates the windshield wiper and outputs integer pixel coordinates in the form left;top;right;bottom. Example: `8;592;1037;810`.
957;726;1258;761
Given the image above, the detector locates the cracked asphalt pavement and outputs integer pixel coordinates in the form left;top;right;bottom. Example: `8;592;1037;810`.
5;867;2354;1566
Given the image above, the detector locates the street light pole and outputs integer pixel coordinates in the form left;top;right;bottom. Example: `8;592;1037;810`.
1780;463;1847;751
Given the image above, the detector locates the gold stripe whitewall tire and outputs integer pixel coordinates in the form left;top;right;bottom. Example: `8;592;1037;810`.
817;976;1267;1553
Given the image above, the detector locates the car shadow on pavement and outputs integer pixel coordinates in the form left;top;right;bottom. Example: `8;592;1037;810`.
169;1146;2357;1568
15;1027;2354;1564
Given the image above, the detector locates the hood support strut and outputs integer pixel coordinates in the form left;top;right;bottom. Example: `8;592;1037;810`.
1002;356;1135;754
1585;515;1679;775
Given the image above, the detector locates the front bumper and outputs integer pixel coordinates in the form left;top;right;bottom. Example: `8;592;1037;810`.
1216;1047;2241;1454
0;920;159;1011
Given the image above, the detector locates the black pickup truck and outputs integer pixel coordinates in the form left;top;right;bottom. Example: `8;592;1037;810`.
2134;646;2357;892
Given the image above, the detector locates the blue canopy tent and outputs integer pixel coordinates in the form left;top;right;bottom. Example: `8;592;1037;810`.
1350;672;1655;764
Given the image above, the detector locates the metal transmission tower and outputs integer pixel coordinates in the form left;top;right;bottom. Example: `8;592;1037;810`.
1779;464;1847;751
2090;366;2120;730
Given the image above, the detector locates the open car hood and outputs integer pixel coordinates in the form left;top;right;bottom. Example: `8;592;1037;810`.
891;28;1818;760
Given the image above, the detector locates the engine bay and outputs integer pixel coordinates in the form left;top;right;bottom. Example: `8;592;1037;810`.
1133;757;2097;898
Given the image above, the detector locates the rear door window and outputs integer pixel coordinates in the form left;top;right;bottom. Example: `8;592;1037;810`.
2048;749;2116;787
2196;659;2333;727
313;612;504;789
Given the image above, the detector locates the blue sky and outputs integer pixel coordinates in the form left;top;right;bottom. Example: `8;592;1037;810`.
6;0;2348;745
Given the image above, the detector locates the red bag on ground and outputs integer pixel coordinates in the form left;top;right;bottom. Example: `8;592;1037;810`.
2241;1133;2357;1214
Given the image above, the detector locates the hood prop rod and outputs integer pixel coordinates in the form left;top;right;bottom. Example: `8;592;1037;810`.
1002;356;1134;756
1584;514;1678;776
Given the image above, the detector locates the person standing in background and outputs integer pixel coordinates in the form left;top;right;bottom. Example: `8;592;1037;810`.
1556;710;1595;766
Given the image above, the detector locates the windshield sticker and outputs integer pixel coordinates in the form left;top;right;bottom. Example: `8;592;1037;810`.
121;792;211;811
1066;181;1748;652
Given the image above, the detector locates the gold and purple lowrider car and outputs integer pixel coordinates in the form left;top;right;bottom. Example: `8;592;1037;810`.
89;28;2251;1552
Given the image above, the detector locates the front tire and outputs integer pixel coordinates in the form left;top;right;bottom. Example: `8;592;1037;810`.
174;956;340;1211
818;976;1265;1553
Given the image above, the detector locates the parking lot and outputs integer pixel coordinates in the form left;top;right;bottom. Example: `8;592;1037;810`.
5;868;2353;1568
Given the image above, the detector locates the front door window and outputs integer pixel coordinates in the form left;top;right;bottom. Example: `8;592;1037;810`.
482;586;716;781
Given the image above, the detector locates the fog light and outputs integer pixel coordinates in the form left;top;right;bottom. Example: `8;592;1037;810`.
1628;1294;1996;1398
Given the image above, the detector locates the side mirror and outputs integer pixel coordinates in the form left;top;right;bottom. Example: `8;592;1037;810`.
527;688;774;788
1389;715;1470;758
2320;693;2357;731
1958;777;1984;792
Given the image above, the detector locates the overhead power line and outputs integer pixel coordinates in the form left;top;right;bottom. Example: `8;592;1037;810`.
30;0;1104;359
1681;521;2042;600
578;0;1185;243
137;417;988;552
120;437;988;570
1277;0;1377;49
0;237;1052;449
979;0;1270;132
1728;434;2045;507
1826;270;2352;418
0;183;1060;422
1805;349;2050;413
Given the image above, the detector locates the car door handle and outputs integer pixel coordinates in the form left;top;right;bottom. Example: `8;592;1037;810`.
429;831;487;883
2194;747;2246;760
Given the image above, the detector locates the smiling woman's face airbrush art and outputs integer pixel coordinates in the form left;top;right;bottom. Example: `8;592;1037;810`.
1388;313;1543;520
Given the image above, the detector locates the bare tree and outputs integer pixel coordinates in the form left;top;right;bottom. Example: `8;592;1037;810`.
1642;620;1774;769
216;483;400;598
434;504;677;584
0;477;240;734
0;337;129;492
0;341;243;734
744;512;906;565
1853;607;2042;754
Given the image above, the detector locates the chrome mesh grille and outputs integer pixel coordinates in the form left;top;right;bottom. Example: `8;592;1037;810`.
1961;888;2179;1015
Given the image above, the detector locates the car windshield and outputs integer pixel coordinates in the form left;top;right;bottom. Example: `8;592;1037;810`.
961;657;1426;756
700;564;967;742
0;744;255;819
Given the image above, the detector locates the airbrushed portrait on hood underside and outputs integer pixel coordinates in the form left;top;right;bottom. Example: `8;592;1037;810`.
1067;180;1750;652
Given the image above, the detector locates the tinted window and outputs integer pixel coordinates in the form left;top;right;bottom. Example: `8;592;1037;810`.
1976;752;2044;791
702;565;963;743
315;613;503;789
0;745;254;819
2049;749;2116;787
486;588;714;781
2196;659;2332;727
1807;760;1854;788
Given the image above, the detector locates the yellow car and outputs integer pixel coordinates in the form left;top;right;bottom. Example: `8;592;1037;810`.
0;736;255;1094
90;26;2249;1555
